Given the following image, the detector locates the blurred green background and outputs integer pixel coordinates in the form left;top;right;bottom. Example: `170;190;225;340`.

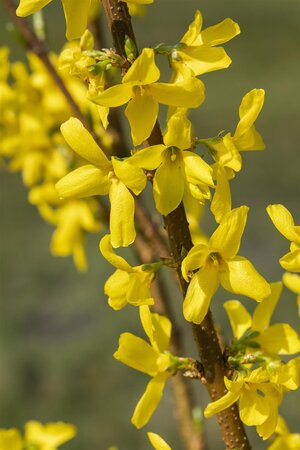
0;0;299;449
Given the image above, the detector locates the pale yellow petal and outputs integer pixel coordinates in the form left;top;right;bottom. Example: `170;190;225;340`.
99;234;132;271
131;373;169;429
60;117;110;168
163;111;191;150
56;165;110;198
104;270;129;310
125;93;158;145
114;333;159;376
220;257;271;301
109;180;136;248
0;429;22;450
252;282;282;332
111;157;146;195
267;204;299;243
259;324;300;355
235;89;265;139
183;263;219;324
183;151;214;187
279;249;300;272
209;206;249;258
147;432;172;450
181;243;210;281
181;10;203;45
130;145;165;170
224;300;252;339
123;48;160;85
239;389;271;426
25;421;76;447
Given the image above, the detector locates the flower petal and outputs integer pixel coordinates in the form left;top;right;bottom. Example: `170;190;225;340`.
181;243;210;281
252;282;282;332
147;432;172;450
223;300;252;339
130;145;165;170
150;77;205;108
183;151;214;187
16;0;52;16
279;249;300;272
114;332;159;376
60;118;110;168
163;111;191;149
267;204;299;243
181;10;203;45
234;89;265;139
25;421;76;447
123;48;160;85
210;166;231;223
104;270;129;310
125;93;158;145
99;234;132;271
204;389;241;418
131;372;169;429
259;323;300;355
56;165;110;198
220;256;271;301
94;83;133;107
109;179;136;248
239;389;271;426
183;263;219;324
209;206;249;258
111;157;146;195
201;18;240;46
62;0;91;40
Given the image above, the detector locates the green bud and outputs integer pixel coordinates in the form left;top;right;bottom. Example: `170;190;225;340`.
124;35;137;63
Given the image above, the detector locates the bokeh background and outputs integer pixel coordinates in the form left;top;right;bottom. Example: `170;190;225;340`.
0;0;299;449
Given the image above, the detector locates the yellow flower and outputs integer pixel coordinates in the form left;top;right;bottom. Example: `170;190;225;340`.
16;0;99;40
205;360;300;440
268;416;300;450
130;111;213;215
147;432;172;450
0;429;22;450
56;117;146;247
283;272;300;315
100;234;157;309
267;204;300;272
114;305;173;429
224;282;300;356
171;10;240;81
181;206;271;324
24;421;76;450
210;88;265;222
92;48;205;145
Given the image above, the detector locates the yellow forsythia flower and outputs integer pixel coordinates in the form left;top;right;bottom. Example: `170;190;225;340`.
147;432;172;450
267;416;300;450
24;421;76;450
16;0;99;40
267;204;300;272
114;306;173;429
130;111;213;215
100;234;157;309
92;48;205;145
205;359;300;440
283;272;300;315
56;117;146;247
224;282;300;356
171;10;240;81
181;206;271;324
211;88;265;222
0;428;22;450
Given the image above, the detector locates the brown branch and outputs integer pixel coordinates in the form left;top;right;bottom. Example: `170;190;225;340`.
101;1;251;449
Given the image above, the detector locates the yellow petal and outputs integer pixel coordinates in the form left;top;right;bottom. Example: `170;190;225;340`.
62;0;91;40
60;118;110;168
183;151;214;187
259;324;300;355
130;145;165;170
104;270;129;310
131;372;169;429
279;249;300;272
56;165;110;198
163;111;191;150
210;166;231;223
256;397;279;440
109;179;136;248
127;272;154;307
181;243;210;281
220;256;271;301
123;48;160;85
125;92;158;145
179;45;232;76
201;18;240;46
223;300;252;339
181;10;203;46
153;153;184;216
183;263;219;324
234;89;265;139
204;389;241;418
140;306;172;353
234;125;265;151
283;272;300;294
25;421;76;447
0;429;22;450
114;333;159;376
16;0;52;16
99;234;132;271
252;282;282;332
267;204;299;243
147;432;172;450
111;157;146;195
150;77;205;108
239;389;271;426
94;83;133;107
209;206;249;259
